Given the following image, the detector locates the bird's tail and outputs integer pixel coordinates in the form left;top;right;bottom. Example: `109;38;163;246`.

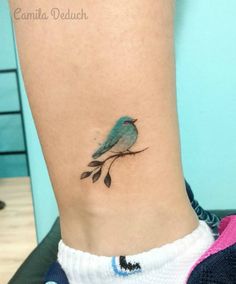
92;145;108;159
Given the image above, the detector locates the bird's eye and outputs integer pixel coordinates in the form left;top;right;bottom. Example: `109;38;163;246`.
123;121;130;125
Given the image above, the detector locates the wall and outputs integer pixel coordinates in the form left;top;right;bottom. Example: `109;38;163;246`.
175;0;236;210
0;0;27;177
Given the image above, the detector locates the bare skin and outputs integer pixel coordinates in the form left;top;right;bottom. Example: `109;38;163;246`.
10;0;198;256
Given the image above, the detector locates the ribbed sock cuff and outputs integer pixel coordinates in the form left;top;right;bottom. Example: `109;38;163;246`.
58;221;214;284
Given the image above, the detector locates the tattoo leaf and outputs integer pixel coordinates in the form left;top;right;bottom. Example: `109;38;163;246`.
92;168;102;183
88;161;104;167
80;171;92;179
104;172;112;188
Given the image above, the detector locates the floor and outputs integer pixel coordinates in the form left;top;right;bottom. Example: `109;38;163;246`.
0;177;36;284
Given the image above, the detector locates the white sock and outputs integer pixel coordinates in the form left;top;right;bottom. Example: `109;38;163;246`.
58;221;214;284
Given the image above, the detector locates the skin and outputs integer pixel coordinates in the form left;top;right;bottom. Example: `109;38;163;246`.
10;0;199;256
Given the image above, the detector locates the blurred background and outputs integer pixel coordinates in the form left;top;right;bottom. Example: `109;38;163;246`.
0;0;236;283
0;1;27;178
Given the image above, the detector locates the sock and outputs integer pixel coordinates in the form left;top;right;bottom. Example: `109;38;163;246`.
58;221;214;284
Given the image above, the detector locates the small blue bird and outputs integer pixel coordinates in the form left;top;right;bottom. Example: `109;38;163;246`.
92;116;138;159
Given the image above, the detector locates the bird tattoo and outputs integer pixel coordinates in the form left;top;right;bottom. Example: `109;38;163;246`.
92;116;138;159
80;116;148;188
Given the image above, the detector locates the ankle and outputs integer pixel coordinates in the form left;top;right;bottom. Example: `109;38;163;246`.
60;198;198;256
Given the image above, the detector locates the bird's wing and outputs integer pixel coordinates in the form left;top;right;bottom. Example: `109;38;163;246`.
103;129;122;149
92;130;122;158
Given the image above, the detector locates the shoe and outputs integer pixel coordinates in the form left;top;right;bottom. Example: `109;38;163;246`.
185;180;220;234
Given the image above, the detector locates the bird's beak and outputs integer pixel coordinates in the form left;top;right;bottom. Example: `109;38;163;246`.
132;119;137;123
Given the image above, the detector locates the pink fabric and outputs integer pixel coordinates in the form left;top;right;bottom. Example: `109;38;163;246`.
186;215;236;282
